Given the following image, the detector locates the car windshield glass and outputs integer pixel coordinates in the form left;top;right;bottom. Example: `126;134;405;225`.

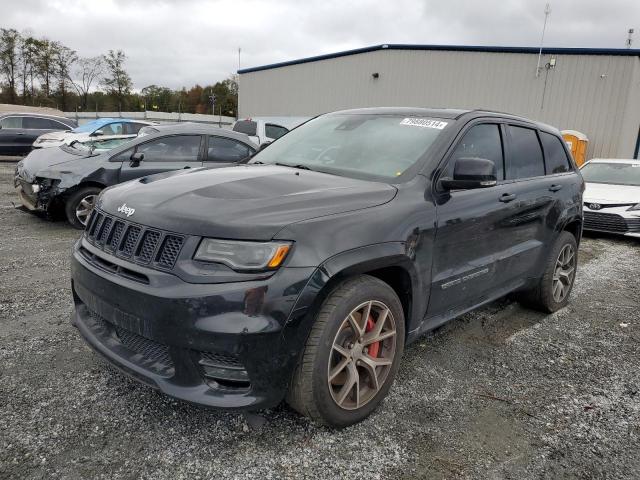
249;114;449;181
72;120;104;133
581;162;640;186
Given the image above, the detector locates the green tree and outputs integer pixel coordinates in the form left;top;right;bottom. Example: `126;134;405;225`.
33;38;61;100
0;28;21;103
102;49;132;110
54;44;77;111
19;34;39;102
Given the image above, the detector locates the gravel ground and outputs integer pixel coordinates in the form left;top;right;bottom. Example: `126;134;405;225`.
1;160;639;479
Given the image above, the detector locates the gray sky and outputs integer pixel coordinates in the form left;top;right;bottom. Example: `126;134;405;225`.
3;0;638;89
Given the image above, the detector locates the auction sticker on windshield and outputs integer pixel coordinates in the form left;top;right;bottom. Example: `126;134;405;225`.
400;118;448;129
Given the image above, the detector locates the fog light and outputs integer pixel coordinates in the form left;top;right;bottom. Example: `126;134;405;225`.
201;364;249;382
32;184;40;193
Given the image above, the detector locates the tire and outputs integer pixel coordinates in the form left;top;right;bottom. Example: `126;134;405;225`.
65;186;102;229
518;231;578;313
287;275;405;428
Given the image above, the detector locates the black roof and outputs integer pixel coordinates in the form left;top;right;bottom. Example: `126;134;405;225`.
0;112;74;122
238;43;640;74
328;107;559;132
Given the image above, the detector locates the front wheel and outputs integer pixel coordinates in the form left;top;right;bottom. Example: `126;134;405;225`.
65;186;102;229
518;231;578;313
287;275;405;428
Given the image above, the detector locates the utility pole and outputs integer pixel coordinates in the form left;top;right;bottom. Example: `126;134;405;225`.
536;3;552;78
209;93;216;116
627;29;634;49
238;47;241;71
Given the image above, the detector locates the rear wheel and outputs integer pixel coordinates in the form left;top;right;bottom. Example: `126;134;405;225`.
519;231;577;313
65;186;101;229
287;275;405;428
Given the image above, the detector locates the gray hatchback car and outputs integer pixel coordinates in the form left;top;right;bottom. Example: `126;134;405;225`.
14;124;257;228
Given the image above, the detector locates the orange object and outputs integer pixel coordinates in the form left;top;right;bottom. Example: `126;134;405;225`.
561;130;589;167
267;245;291;268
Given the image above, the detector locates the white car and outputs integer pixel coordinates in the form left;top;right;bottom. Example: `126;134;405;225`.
33;118;154;149
581;158;640;238
231;118;290;145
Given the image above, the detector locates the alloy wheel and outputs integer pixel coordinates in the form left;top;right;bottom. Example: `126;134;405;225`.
327;300;397;410
75;194;97;226
552;244;576;302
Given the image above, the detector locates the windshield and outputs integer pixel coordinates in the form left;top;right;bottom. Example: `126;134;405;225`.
249;114;449;180
581;162;640;186
72;119;108;133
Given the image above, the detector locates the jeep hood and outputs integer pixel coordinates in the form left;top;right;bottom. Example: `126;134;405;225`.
98;165;398;239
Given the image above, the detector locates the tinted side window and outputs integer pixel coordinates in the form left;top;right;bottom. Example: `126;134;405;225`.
124;123;146;135
98;122;125;136
0;117;22;128
265;124;288;140
24;117;68;129
445;124;504;180
137;135;201;162
23;117;49;129
506;126;545;179
207;136;254;163
233;120;257;136
540;132;572;174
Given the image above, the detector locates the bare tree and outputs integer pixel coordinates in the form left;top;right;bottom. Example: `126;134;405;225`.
0;28;21;103
73;56;102;109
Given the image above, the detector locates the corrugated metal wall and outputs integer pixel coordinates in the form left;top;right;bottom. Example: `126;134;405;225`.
239;49;640;159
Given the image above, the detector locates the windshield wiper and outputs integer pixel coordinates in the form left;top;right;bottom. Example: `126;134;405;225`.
275;162;312;171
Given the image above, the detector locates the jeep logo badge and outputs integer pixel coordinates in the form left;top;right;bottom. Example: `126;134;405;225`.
589;203;602;210
117;203;135;217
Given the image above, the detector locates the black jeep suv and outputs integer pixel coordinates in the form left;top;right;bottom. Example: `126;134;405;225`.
70;108;583;427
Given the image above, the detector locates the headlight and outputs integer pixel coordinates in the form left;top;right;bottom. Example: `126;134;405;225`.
194;239;292;271
628;203;640;211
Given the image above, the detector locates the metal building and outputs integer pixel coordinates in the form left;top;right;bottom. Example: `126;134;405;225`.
238;44;640;159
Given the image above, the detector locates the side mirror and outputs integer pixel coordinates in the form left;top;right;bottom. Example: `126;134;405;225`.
440;157;497;190
92;129;104;137
129;152;144;167
259;141;272;151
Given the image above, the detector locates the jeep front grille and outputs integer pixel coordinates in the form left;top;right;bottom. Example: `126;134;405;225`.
85;210;184;269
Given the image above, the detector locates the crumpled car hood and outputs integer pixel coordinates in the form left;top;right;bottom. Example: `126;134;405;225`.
98;165;398;239
17;147;95;183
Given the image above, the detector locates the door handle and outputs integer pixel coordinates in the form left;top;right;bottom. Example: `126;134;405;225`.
549;184;563;192
16;132;26;135
183;166;191;169
499;193;517;203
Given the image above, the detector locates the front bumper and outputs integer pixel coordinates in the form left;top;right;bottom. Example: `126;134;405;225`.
583;206;640;238
71;238;316;410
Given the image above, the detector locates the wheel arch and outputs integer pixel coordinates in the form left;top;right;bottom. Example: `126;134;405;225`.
288;243;423;343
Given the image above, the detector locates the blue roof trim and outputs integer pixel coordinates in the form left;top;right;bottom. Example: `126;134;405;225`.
238;43;640;74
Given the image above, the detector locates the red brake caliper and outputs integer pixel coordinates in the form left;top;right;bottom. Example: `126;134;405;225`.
365;315;380;358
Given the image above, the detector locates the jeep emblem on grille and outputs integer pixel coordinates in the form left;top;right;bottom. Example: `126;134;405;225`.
117;203;135;217
589;203;602;210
